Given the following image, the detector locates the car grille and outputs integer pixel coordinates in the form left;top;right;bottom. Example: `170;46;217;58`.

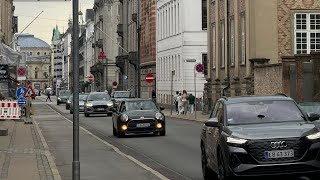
93;105;108;109
127;119;157;128
247;138;309;163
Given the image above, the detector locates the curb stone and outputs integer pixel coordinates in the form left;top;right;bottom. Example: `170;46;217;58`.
32;116;62;180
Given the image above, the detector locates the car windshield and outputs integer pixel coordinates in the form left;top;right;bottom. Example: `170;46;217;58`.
59;91;71;96
226;100;305;125
125;101;158;111
88;93;110;101
299;102;320;114
79;94;88;101
113;92;130;98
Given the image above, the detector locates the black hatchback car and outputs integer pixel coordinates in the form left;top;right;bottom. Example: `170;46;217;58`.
112;99;165;138
201;95;320;179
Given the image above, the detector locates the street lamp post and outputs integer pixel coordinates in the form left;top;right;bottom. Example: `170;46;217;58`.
186;59;197;120
170;70;175;115
72;0;80;179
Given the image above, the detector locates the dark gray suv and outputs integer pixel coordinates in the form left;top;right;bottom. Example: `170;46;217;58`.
201;95;320;179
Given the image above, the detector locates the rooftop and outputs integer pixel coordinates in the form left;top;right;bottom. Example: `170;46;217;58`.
17;34;51;48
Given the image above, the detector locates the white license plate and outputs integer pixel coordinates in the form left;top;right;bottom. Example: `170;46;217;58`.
264;149;294;159
97;108;105;111
136;123;150;127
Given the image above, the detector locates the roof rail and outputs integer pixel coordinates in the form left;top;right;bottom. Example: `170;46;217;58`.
275;93;288;97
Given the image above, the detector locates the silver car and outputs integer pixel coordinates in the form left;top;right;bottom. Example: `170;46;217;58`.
70;93;88;114
84;92;114;117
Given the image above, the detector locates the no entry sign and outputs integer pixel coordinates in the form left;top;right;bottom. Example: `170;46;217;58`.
145;73;154;83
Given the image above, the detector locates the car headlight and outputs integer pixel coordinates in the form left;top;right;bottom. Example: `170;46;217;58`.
67;100;71;103
107;102;113;106
58;98;61;100
307;132;320;140
120;114;129;121
86;103;93;107
227;137;248;145
156;113;164;120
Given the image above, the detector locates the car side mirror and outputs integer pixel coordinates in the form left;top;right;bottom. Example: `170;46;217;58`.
160;106;165;111
309;113;320;122
205;118;219;127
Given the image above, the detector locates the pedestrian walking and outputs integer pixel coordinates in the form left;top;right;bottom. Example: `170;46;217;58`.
46;91;52;102
182;90;188;115
177;93;183;115
173;91;179;114
188;93;195;114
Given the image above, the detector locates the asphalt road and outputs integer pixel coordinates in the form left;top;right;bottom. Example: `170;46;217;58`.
34;98;203;180
33;96;313;180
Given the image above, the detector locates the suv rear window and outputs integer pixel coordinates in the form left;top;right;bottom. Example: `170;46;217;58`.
226;100;305;125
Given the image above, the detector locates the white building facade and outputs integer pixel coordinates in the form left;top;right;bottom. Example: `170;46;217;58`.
156;0;207;104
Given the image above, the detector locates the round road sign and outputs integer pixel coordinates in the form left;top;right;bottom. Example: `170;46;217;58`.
195;63;204;73
17;67;27;77
145;73;154;83
88;75;94;82
112;81;118;86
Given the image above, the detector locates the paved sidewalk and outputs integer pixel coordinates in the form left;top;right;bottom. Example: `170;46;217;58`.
162;109;209;122
0;117;61;180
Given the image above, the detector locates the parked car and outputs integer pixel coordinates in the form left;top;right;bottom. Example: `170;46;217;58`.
112;99;165;138
57;90;71;105
111;91;133;107
84;92;113;117
299;102;320;115
200;95;320;180
66;95;72;110
70;93;88;114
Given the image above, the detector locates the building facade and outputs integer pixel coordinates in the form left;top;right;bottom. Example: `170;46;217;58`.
0;0;15;46
91;0;119;93
156;0;208;105
61;19;72;90
17;34;51;91
115;0;138;96
205;0;320;112
140;0;157;98
51;26;63;93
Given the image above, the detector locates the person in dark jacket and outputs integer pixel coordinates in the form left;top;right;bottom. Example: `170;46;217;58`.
188;93;195;114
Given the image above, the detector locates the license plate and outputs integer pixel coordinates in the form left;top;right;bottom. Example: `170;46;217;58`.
136;123;150;127
97;108;105;111
264;149;294;159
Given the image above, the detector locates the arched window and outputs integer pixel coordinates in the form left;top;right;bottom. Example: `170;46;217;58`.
35;67;39;79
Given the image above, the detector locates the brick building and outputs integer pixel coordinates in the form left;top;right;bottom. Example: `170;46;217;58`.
140;0;157;98
205;0;320;112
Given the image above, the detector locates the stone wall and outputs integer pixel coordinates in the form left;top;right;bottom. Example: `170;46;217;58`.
254;64;283;95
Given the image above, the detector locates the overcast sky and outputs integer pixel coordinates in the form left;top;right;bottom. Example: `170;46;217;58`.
14;0;94;44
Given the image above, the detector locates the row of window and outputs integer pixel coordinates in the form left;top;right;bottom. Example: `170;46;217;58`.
27;51;48;56
157;54;181;81
157;0;181;40
212;13;246;68
294;13;320;54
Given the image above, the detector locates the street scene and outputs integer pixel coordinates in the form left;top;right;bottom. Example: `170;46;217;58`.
0;0;320;180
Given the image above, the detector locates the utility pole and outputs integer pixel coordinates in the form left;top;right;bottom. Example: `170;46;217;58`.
137;0;141;98
72;0;80;179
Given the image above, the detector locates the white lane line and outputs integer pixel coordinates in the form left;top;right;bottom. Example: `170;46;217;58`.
45;105;169;180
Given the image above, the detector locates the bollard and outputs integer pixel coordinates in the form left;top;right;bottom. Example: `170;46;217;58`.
25;97;33;124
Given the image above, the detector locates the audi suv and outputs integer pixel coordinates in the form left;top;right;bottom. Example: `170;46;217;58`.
200;95;320;179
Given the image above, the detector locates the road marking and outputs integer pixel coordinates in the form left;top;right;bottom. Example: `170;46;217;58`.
46;105;169;180
33;117;62;180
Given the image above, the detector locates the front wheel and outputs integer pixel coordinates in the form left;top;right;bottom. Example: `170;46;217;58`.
112;123;117;136
201;145;216;180
159;129;166;136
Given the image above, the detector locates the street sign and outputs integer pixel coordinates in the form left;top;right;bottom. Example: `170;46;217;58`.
88;75;94;82
112;81;118;86
195;63;204;73
145;73;154;83
24;85;36;98
17;67;27;77
16;86;27;99
98;52;107;60
18;98;26;105
0;64;8;82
